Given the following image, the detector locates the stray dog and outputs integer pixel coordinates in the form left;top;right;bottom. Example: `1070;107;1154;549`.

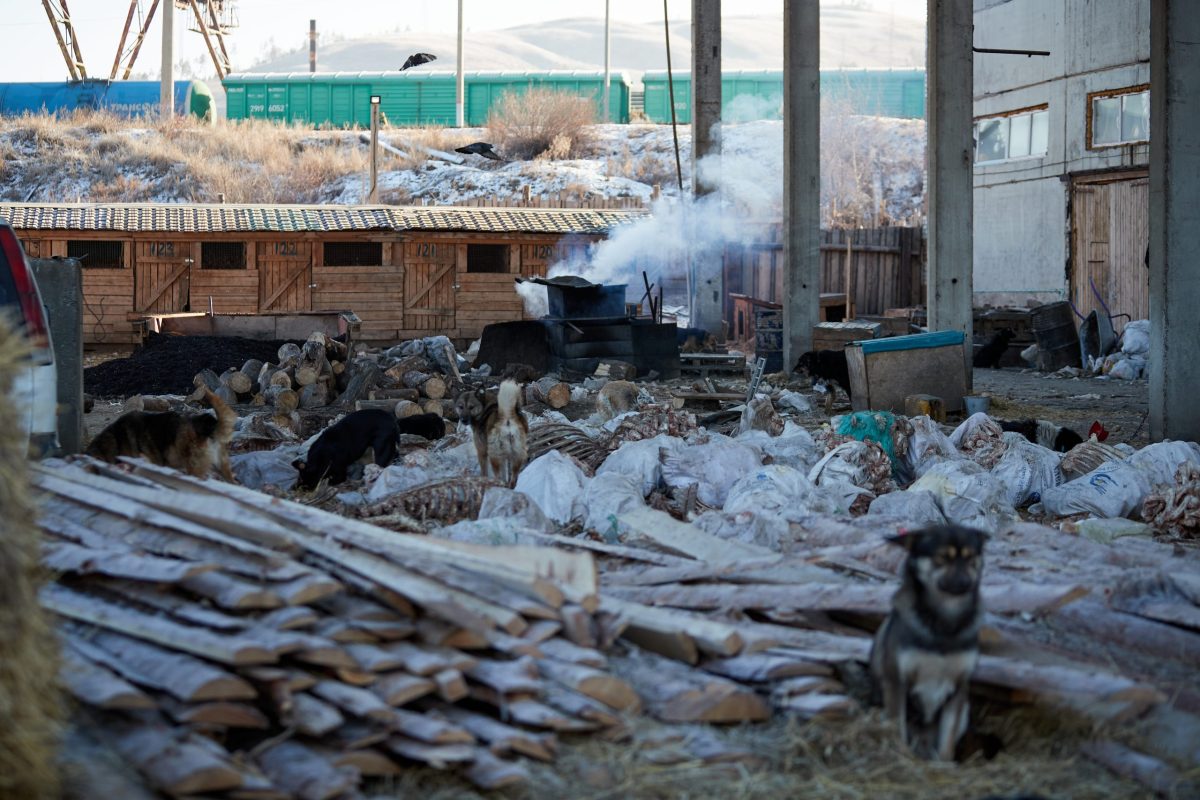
396;412;447;442
870;524;987;761
795;349;852;410
973;328;1014;369
487;380;528;488
454;386;496;479
998;418;1084;453
86;388;236;481
293;408;435;489
596;380;638;420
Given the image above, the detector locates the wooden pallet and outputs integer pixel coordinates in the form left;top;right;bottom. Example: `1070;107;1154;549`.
679;353;747;377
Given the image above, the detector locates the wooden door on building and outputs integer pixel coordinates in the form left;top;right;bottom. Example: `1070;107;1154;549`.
403;241;456;332
134;240;193;313
1071;172;1149;329
259;241;312;312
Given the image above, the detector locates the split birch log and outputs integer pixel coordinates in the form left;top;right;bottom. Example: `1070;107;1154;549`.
295;364;320;388
240;359;264;389
422;398;444;416
527;377;570;409
213;385;238;407
193;368;222;393
258;741;358;800
402;370;447;400
290;693;345;737
439;707;557;761
257;361;276;390
299;382;330;409
466;752;532;791
277;342;303;364
331;360;346;377
59;642;156;710
336;362;382;410
395;400;422;419
113;723;244;796
319;333;348;361
269;369;294;390
616;648;770;724
536;658;640;711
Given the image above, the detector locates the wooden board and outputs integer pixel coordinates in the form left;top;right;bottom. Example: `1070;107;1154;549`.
134;240;193;313
402;240;456;333
259;240;313;313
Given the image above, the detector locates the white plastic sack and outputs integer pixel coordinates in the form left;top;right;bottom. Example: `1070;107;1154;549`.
432;518;548;547
477;487;554;533
230;445;304;491
724;465;840;522
596;434;684;497
949;412;1003;449
514;450;589;525
1108;356;1146;381
661;436;762;506
867;489;947;527
365;463;440;502
808;440;891;493
991;432;1063;506
738;423;823;473
1121;320;1150;356
905;415;963;478
910;460;1016;532
776;390;813;414
1039;441;1200;519
582;472;646;538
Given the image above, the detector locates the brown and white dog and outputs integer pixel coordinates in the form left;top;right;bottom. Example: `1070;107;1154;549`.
455;380;528;486
870;524;987;761
596;380;638;420
86;388;236;481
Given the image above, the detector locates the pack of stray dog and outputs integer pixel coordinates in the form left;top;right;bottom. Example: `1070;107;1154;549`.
293;409;447;489
453;379;528;488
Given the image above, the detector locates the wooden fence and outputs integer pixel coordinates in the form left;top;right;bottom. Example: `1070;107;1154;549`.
414;194;648;210
723;226;925;319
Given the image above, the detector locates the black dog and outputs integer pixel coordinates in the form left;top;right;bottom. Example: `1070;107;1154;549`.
973;328;1014;369
795;349;852;400
998;418;1083;453
871;524;987;761
293;410;446;489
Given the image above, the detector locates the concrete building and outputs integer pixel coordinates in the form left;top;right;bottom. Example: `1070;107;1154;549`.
972;0;1150;322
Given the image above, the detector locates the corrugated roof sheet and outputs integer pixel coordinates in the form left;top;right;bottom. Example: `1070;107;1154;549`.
0;203;645;236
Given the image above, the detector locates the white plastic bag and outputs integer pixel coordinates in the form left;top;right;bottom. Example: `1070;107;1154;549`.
477;487;554;533
990;432;1063;506
905;415;963;478
514;450;589;525
1039;441;1200;519
777;390;814;414
432;518;547;547
230;444;304;491
661;436;762;506
1108;356;1146;381
693;509;792;551
1121;320;1150;356
949;412;1003;449
582;472;646;538
910;460;1016;532
867;489;947;527
738;422;823;473
808;440;893;494
724;465;840;522
596;434;684;497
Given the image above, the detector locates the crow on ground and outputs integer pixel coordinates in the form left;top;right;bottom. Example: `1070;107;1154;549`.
400;52;437;71
454;142;505;161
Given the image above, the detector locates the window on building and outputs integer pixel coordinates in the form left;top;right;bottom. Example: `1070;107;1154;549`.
201;242;246;269
324;242;382;266
974;107;1049;164
1090;87;1149;147
67;240;124;268
467;244;509;274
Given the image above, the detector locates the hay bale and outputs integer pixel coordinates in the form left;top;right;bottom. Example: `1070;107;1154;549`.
0;317;62;799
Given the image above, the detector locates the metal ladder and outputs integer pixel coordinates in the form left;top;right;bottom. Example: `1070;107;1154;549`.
745;356;768;403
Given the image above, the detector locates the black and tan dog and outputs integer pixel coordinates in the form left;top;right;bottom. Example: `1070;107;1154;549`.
293;409;445;489
86;388;236;481
795;349;852;411
454;380;527;487
870;524;987;761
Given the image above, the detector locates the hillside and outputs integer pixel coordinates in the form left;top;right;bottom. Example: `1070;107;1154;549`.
249;11;924;75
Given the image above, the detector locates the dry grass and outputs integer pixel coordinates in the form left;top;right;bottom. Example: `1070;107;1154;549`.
487;88;596;161
0;315;63;800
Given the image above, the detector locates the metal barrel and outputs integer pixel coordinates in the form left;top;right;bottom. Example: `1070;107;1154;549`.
1031;301;1080;371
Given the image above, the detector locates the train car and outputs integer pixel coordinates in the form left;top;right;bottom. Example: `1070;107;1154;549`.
0;80;213;121
642;69;926;122
223;70;632;128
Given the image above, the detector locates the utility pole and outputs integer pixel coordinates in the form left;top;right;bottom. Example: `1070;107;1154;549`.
369;95;381;203
309;20;317;73
456;0;465;127
690;0;722;334
603;0;611;123
160;0;174;118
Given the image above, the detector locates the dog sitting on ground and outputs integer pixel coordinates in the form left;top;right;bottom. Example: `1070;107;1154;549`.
293;409;445;489
973;328;1015;369
795;349;852;410
596;380;638;420
86;388;236;481
998;418;1084;453
870;524;987;762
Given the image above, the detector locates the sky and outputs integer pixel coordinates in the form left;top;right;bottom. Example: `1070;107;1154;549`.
0;0;927;83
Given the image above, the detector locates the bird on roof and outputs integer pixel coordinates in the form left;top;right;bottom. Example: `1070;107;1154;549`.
454;142;505;161
400;52;437;71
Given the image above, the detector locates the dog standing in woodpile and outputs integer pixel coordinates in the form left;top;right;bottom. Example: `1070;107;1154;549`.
871;524;987;761
86;387;237;481
456;380;527;487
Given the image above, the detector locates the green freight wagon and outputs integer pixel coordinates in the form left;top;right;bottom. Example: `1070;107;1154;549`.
641;69;925;123
223;70;632;128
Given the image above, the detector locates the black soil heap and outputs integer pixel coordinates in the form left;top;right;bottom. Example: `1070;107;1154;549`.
85;333;296;398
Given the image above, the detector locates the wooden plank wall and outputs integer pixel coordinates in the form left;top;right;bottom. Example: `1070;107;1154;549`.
314;242;404;341
401;240;456;338
82;269;138;345
1070;175;1149;330
134;240;193;314
259;241;313;313
192;242;259;316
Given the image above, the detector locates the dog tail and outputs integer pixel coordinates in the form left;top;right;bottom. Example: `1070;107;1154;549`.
203;388;237;443
496;379;521;422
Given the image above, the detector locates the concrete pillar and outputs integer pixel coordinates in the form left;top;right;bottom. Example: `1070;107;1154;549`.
455;0;465;128
31;258;83;454
782;1;820;367
926;0;974;387
689;0;723;335
160;0;174;118
1149;0;1200;441
603;0;611;123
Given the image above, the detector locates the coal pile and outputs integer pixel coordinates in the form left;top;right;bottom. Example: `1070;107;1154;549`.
85;333;296;398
